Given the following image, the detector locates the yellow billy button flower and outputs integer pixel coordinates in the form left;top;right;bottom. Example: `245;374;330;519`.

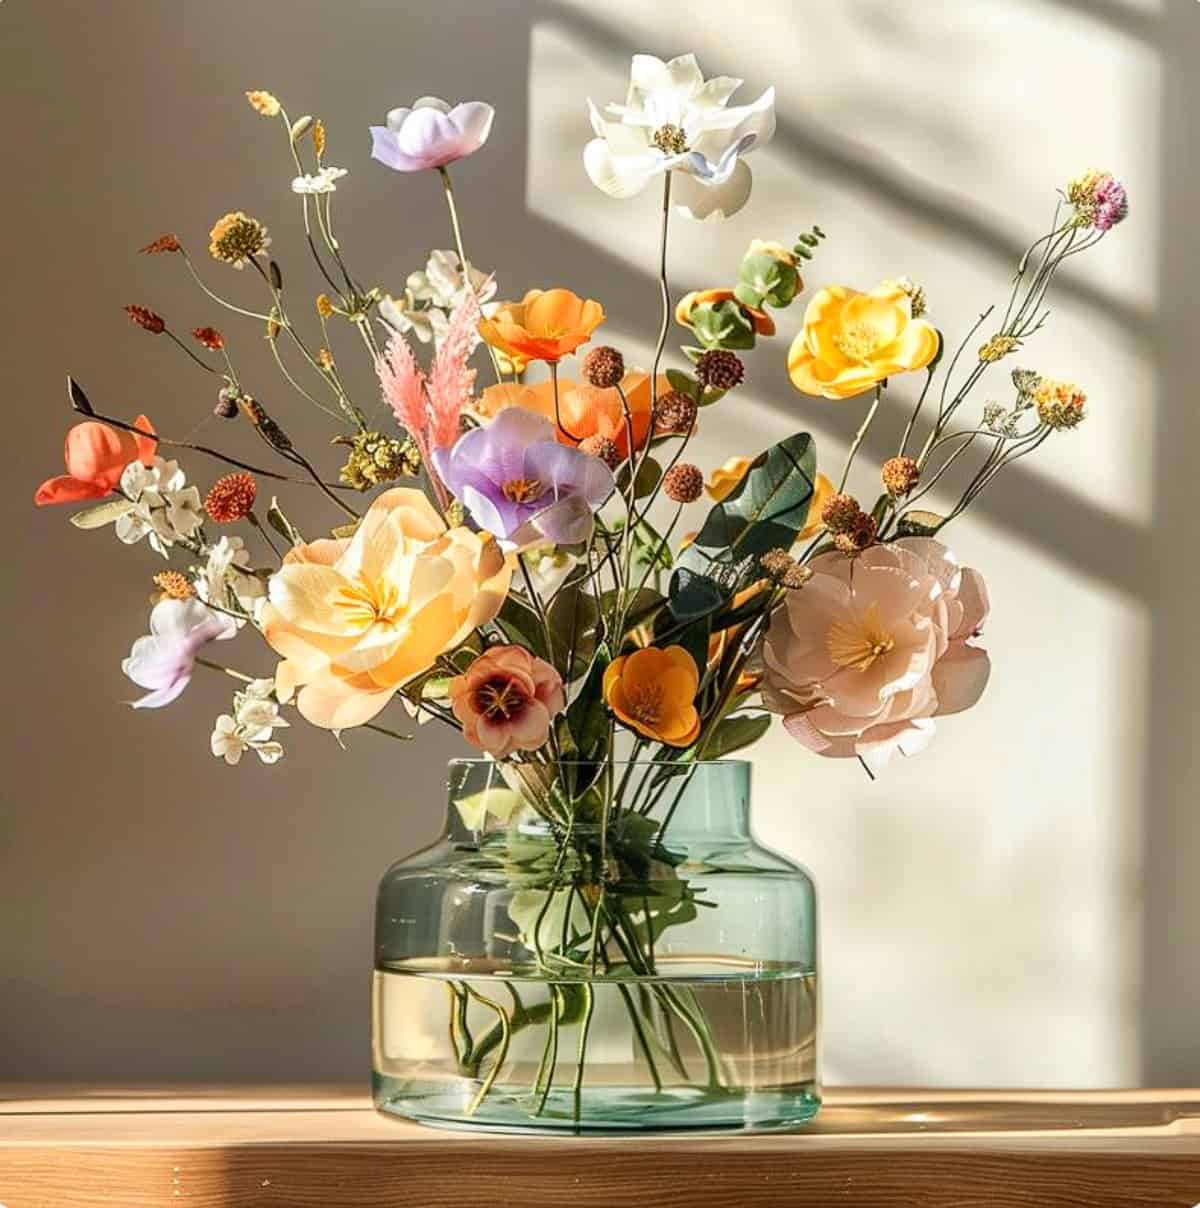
787;281;940;400
604;645;701;747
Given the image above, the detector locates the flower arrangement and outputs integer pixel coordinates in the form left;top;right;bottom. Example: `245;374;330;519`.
36;54;1126;1125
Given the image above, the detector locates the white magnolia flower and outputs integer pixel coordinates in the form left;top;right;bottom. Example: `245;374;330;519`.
195;536;266;621
584;53;775;221
291;166;348;195
380;250;496;346
211;680;288;766
116;457;203;557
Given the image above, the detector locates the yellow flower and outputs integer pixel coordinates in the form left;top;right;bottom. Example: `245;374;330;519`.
245;90;281;117
1033;378;1087;430
316;294;335;318
787;281;940;400
261;489;511;729
603;645;701;747
209;211;271;269
706;461;834;542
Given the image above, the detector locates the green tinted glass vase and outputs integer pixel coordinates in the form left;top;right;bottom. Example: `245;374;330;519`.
373;759;819;1133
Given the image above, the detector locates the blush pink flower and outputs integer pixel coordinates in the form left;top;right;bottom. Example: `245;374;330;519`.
761;537;990;773
448;644;566;759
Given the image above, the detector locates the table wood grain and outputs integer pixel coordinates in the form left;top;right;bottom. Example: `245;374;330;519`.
2;1086;1198;1207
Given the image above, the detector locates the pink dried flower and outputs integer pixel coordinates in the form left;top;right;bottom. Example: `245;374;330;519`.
449;644;566;758
1093;176;1128;231
427;290;481;451
377;329;429;464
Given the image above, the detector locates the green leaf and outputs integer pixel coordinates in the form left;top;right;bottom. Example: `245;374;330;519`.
68;498;134;529
666;368;697;395
673;615;711;681
690;299;756;351
601;587;665;635
617;456;661;500
698;385;726;408
895;509;944;537
565;641;611;763
680;432;817;576
266;497;303;546
667;566;725;621
703;713;772;759
497;595;549;661
630;518;673;572
547;577;600;680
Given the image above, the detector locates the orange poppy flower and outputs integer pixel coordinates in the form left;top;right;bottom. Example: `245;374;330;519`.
478;288;605;364
603;645;701;747
476;371;671;456
35;416;157;506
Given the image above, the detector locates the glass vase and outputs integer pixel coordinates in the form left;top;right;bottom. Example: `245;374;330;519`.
372;759;819;1133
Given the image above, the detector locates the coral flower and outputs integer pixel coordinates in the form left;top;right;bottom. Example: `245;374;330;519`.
35;416;157;506
787;281;940;400
603;645;701;747
476;370;670;456
478;288;605;365
260;488;511;729
761;538;990;772
449;644;566;758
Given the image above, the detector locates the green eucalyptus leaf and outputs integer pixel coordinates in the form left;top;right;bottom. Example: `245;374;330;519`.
68;498;135;529
665;368;697;395
689;300;756;351
703;713;773;759
617;456;662;500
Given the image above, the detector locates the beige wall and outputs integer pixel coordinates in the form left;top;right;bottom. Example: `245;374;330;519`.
3;0;1197;1086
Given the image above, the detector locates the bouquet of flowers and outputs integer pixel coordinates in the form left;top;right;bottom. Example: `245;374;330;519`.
36;53;1126;1129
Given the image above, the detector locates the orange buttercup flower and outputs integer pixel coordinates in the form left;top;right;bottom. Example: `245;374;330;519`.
603;645;701;747
675;287;775;337
476;370;671;456
478;288;605;364
35;416;157;506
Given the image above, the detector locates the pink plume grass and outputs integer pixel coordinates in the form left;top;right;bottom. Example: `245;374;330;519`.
427;290;482;451
377;330;430;463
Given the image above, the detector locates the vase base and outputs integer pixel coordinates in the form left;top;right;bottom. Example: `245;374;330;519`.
373;1074;821;1134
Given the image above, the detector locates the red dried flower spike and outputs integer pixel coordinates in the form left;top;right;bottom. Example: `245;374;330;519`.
192;326;225;351
140;234;181;255
125;304;165;334
204;472;257;523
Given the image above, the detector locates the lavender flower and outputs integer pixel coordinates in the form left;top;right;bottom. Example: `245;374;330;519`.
122;598;237;709
370;97;494;173
433;407;614;546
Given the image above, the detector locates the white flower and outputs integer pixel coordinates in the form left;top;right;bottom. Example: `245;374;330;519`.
584;53;775;221
291;166;348;195
195;536;266;621
523;546;580;601
211;680;288;766
116;457;203;557
380;250;496;347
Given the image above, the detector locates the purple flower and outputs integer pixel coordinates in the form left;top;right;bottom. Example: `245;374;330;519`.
1093;176;1129;231
122;598;237;709
433;408;615;546
370;97;494;173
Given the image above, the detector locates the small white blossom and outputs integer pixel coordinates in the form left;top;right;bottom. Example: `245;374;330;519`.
195;536;266;622
379;250;496;348
116;457;203;558
210;680;288;766
523;546;580;601
291;166;348;195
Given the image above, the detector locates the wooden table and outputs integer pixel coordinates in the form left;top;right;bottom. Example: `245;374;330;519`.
2;1086;1199;1206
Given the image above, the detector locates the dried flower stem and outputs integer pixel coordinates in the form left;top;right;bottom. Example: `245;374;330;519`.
839;385;883;491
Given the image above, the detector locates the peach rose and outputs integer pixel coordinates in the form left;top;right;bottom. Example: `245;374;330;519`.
761;538;989;772
449;644;565;758
787;281;940;400
260;488;511;729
